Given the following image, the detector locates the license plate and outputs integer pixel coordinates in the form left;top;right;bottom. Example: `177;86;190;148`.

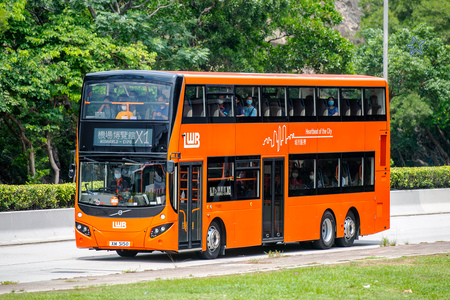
109;241;131;247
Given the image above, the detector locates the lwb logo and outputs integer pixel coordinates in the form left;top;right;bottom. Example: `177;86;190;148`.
113;221;126;229
183;132;200;148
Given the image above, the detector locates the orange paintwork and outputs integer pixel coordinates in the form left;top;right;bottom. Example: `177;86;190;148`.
76;72;390;253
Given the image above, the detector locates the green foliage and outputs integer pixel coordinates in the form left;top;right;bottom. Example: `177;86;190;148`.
0;183;75;211
78;0;354;73
359;0;450;43
0;0;156;184
355;25;450;166
391;166;450;190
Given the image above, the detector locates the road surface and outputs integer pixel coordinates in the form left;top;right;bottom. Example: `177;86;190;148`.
0;213;449;294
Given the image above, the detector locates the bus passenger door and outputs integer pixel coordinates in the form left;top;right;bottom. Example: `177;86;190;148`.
178;163;202;250
262;158;284;242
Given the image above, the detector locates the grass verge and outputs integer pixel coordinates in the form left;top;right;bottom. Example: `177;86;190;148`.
1;254;449;299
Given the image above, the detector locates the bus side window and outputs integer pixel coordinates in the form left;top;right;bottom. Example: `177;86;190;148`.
236;86;261;122
288;155;316;196
207;157;235;202
235;157;260;200
183;85;206;122
364;88;386;120
318;88;339;117
341;88;362;117
364;153;375;191
341;155;364;193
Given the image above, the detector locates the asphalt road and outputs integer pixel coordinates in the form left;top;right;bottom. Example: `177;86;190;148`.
1;213;449;294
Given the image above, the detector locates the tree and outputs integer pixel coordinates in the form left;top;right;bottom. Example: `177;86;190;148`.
359;0;450;43
355;25;450;166
0;0;156;184
76;0;354;73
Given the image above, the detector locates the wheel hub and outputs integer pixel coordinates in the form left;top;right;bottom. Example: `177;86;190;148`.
207;226;220;252
344;216;356;240
322;219;333;244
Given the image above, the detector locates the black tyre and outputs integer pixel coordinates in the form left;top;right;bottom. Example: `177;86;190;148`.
116;249;138;257
313;211;336;250
199;221;221;259
335;211;357;247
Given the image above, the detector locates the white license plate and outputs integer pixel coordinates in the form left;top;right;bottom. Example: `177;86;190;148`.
109;241;131;247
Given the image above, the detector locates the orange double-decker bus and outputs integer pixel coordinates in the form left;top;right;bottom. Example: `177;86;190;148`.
74;71;389;258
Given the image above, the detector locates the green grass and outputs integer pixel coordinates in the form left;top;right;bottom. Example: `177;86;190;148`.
1;254;449;299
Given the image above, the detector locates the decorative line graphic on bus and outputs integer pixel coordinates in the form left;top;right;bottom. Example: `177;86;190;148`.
183;132;200;148
263;126;333;152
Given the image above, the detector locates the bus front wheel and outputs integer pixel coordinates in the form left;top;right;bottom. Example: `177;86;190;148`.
199;221;221;259
116;249;138;257
313;211;336;250
335;211;357;247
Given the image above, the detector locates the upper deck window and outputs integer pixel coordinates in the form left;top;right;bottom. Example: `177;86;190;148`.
83;81;172;121
317;88;339;119
364;88;387;121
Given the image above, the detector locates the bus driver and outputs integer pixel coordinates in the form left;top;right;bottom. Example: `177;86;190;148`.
109;168;129;193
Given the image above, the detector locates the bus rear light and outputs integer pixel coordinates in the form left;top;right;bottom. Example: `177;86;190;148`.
76;222;91;237
150;223;173;238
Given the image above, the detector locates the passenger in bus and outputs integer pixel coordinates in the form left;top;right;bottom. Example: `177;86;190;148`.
289;169;303;189
153;94;169;120
235;95;244;117
308;171;323;188
109;168;129;193
244;96;257;117
218;95;229;117
97;97;116;119
118;94;128;102
327;97;339;116
115;103;134;119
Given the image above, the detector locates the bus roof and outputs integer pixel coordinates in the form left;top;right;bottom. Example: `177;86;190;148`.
84;70;387;86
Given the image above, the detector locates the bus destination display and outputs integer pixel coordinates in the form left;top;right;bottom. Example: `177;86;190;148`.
93;128;152;147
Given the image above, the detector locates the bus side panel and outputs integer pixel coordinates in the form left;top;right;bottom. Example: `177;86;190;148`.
374;171;390;233
205;200;262;250
232;199;262;248
316;122;365;153
180;124;236;158
284;197;319;242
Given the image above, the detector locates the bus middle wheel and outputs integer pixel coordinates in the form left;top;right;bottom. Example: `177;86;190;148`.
335;211;357;247
313;211;336;250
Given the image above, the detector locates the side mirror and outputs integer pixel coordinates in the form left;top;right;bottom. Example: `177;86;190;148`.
68;163;76;179
167;160;175;174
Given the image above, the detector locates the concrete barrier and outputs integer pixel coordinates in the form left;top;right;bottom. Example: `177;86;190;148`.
390;188;450;216
0;208;74;246
0;189;449;246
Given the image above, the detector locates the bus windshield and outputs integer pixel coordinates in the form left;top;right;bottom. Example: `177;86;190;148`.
79;162;166;207
83;81;172;120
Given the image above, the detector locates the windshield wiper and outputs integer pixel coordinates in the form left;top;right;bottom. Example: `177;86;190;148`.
122;158;139;164
84;157;100;163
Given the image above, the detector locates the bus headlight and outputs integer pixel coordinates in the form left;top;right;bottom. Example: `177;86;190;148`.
76;222;91;237
150;223;173;238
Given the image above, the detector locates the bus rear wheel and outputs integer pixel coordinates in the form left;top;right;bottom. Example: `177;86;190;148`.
199;221;221;259
335;211;357;247
313;211;336;250
116;249;138;257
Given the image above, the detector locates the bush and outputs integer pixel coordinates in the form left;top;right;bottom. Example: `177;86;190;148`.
391;166;450;190
0;183;75;212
